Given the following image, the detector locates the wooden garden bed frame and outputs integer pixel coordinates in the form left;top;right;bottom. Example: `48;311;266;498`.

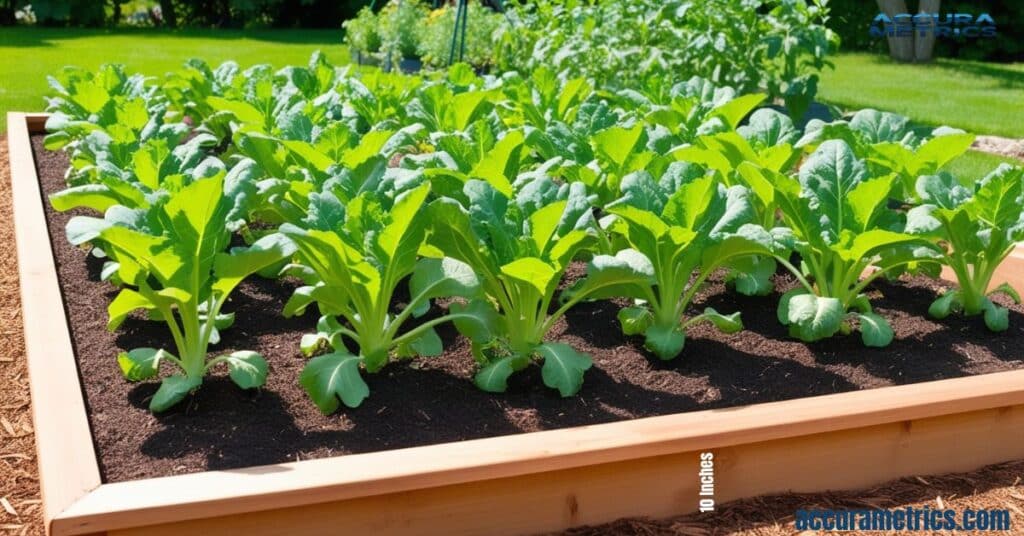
10;111;1024;536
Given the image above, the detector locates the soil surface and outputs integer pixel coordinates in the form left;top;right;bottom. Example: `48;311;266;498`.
30;134;1024;484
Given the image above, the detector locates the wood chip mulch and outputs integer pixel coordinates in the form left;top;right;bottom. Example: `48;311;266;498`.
0;136;44;535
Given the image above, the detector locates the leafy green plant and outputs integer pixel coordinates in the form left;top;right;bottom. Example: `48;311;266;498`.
278;183;486;413
906;165;1024;331
575;170;776;359
343;7;383;54
99;175;294;412
378;0;429;60
771;140;936;346
417;2;503;68
797;109;975;201
426;178;637;396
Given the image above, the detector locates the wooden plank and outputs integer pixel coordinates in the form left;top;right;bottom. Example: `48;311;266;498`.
55;367;1024;535
7;112;102;535
98;404;1024;536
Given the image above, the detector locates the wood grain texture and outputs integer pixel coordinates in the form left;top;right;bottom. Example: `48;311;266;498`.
10;112;1024;536
96;404;1024;536
8;113;102;535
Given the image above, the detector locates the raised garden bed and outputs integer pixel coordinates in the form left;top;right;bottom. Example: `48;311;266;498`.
10;109;1024;535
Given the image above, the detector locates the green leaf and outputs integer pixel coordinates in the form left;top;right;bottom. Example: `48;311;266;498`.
500;257;557;296
928;290;960;319
150;374;202;413
711;93;766;129
570;249;655;301
222;351;268;389
107;288;155;331
50;184;122;213
699;307;743;334
300;352;369;413
983;299;1010;332
857;312;894;347
117;348;170;381
470;130;523;198
409;257;481;303
990;283;1022;304
449;299;501;343
537;342;593;397
592;123;644;170
618;306;652;336
726;255;776;297
398;327;444;358
643;324;686;360
782;293;844;342
208;97;265;126
474;356;516;393
798;140;867;238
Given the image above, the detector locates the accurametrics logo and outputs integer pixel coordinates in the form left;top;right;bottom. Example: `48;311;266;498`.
870;12;998;39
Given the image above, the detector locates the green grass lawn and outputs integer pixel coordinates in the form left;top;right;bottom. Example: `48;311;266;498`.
819;53;1024;139
0;27;349;132
819;52;1023;181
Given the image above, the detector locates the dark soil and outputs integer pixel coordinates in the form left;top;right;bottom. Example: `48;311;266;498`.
31;135;1024;483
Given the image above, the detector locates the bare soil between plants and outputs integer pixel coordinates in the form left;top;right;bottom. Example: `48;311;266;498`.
28;134;1024;484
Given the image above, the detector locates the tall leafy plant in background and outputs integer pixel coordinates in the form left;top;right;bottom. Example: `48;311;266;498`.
98;176;294;412
907;165;1024;331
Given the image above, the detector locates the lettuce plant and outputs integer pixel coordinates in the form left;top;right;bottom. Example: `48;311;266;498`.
426;179;643;396
99;175;294;412
576;171;775;359
796;109;975;202
278;183;485;413
906;165;1024;330
772;140;935;346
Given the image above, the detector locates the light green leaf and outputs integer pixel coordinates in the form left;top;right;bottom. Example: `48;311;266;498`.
990;283;1022;304
618;306;652;336
222;351;268;389
782;293;844;342
474;355;516;393
983;299;1010;332
643;324;686;360
537;342;593;397
857;312;894;347
409;257;481;304
450;299;501;343
108;288;156;331
117;348;170;381
928;290;960;319
300;352;369;413
699;307;743;334
150;374;202;413
500;257;557;296
711;93;766;129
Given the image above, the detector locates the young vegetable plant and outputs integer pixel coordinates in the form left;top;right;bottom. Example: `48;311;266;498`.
575;171;776;359
772;140;936;346
906;165;1024;331
427;179;642;396
278;183;485;413
99;175;295;412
